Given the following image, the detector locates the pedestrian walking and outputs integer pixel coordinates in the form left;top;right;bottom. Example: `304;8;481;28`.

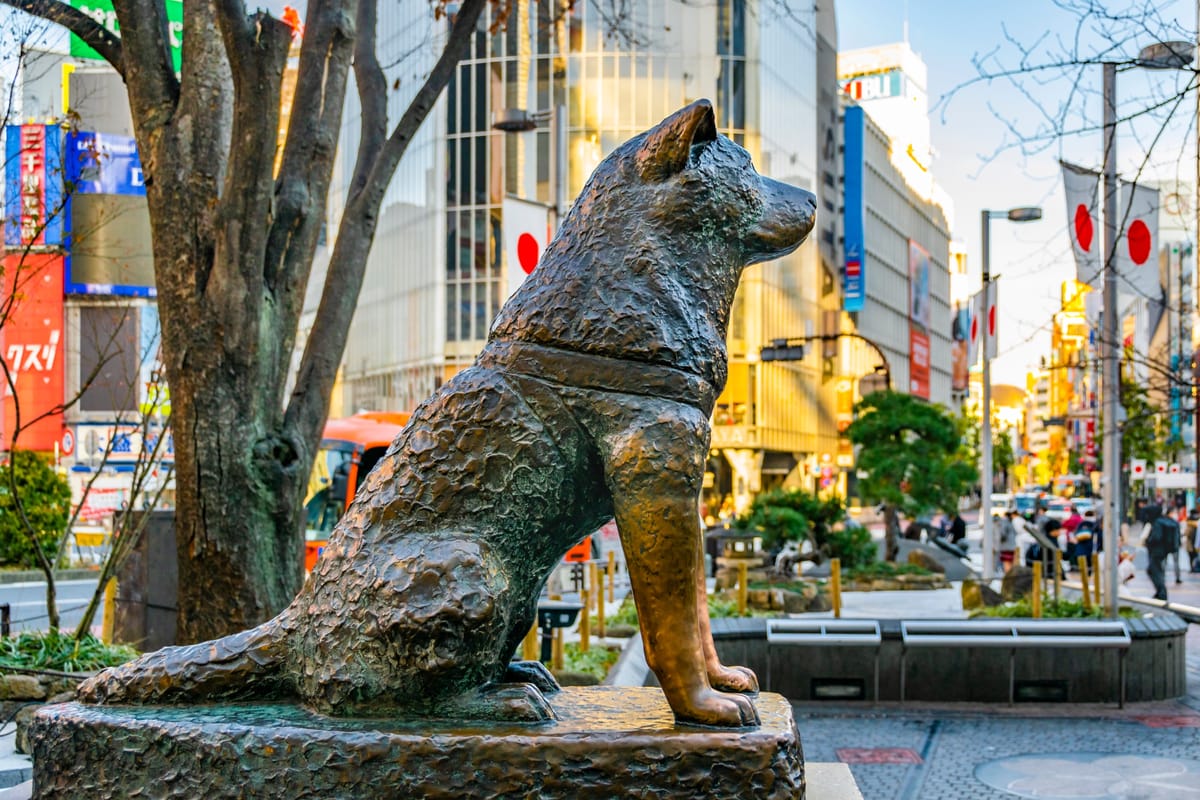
1187;507;1200;573
1074;509;1098;559
949;513;966;545
998;510;1018;573
1142;505;1178;602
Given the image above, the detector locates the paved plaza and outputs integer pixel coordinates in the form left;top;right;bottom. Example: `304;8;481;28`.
787;538;1200;800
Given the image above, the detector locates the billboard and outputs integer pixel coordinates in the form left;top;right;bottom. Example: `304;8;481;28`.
64;131;155;296
69;0;183;74
908;239;931;399
1;254;65;451
4;125;65;247
842;105;865;312
951;302;970;393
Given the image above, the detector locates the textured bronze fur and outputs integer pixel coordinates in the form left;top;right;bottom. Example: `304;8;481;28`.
77;100;815;728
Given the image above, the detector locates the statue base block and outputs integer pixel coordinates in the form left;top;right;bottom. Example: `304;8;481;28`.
30;687;804;799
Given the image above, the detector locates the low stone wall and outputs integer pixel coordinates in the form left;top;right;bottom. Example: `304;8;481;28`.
0;673;84;755
712;613;1187;704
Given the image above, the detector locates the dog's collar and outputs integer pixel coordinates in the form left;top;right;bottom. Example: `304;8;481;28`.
479;341;717;414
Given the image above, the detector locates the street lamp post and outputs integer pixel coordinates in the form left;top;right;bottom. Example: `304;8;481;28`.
492;104;568;229
1099;42;1193;618
981;206;1042;580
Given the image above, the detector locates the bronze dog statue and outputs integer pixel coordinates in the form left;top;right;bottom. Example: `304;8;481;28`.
78;100;815;728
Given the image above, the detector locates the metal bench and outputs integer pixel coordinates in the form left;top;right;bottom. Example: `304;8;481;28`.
766;619;883;701
899;619;1131;706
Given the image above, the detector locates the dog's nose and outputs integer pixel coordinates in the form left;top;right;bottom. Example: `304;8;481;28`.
745;178;816;264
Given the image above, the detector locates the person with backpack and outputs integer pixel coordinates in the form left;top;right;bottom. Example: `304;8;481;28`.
1074;509;1098;559
1142;504;1179;601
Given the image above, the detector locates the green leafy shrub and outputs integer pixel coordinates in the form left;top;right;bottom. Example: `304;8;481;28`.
978;596;1140;620
0;450;71;569
561;642;621;681
0;631;138;673
825;525;878;570
737;488;846;553
844;562;931;581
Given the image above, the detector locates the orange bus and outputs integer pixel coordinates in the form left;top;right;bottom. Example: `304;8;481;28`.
303;411;411;571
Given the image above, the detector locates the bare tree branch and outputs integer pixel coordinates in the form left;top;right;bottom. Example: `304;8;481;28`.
283;0;489;454
111;0;179;125
0;0;125;77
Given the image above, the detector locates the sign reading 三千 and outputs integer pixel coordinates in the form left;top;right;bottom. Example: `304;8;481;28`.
4;125;65;247
69;0;184;74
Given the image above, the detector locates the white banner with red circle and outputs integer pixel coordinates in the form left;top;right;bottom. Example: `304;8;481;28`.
502;196;552;301
1117;180;1160;300
1061;161;1102;287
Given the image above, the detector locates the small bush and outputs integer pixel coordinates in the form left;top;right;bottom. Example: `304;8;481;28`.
825;525;878;570
844;562;932;581
0;631;138;673
978;596;1140;620
0;451;71;569
561;642;621;682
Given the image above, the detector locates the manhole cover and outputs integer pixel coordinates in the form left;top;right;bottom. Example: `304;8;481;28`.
975;753;1200;798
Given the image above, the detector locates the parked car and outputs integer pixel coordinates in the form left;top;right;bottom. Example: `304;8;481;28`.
1012;492;1040;517
989;493;1014;518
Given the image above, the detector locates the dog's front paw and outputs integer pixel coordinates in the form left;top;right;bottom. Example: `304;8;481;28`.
503;660;561;693
672;687;760;728
445;682;557;723
709;664;759;695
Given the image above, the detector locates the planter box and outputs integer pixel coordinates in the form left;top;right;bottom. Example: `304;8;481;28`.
711;613;1186;704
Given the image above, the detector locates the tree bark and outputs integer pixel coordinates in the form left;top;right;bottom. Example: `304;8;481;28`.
3;0;490;642
883;504;901;563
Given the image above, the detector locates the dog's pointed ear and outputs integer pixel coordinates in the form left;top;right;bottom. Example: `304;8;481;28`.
636;99;718;181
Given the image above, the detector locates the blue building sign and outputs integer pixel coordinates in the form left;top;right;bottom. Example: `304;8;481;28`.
842;105;866;312
65;132;146;196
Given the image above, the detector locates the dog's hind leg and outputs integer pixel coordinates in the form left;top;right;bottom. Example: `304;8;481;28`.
601;406;759;728
76;618;293;705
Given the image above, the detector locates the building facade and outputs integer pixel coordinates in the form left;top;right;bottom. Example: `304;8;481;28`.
313;2;960;512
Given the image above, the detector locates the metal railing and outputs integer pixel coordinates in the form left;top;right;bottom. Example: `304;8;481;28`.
766;619;882;701
899;619;1131;706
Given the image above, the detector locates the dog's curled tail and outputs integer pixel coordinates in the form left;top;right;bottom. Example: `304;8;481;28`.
76;620;293;706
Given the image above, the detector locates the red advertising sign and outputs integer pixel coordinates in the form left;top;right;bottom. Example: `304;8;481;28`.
19;126;47;246
2;253;65;451
1084;420;1096;457
909;328;930;399
908;240;931;400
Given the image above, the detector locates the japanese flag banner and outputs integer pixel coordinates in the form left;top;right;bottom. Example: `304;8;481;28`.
968;289;981;367
1130;458;1146;480
1062;161;1102;287
1117;180;1160;299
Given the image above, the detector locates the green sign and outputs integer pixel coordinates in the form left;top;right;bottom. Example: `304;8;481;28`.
69;0;183;74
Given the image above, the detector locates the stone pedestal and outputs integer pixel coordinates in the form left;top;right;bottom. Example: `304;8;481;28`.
30;687;804;799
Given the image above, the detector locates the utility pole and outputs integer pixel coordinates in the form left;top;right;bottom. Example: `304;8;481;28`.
1102;61;1121;619
981;211;995;580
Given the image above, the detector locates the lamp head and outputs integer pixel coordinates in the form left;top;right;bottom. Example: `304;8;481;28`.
1007;207;1042;222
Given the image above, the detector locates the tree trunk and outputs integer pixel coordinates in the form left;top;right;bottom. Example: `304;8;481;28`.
170;379;306;641
883;504;901;562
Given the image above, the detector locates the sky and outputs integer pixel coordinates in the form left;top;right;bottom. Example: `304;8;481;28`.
835;0;1198;387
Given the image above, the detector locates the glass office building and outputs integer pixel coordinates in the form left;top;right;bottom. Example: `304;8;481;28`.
318;1;834;511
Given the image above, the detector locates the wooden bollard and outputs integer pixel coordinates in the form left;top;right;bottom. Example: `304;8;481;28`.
607;551;616;603
1078;556;1091;611
831;557;842;619
1031;561;1043;618
522;622;539;661
1053;550;1062;602
737;561;748;616
552;628;564;671
591;562;606;638
101;577;117;644
579;589;590;653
